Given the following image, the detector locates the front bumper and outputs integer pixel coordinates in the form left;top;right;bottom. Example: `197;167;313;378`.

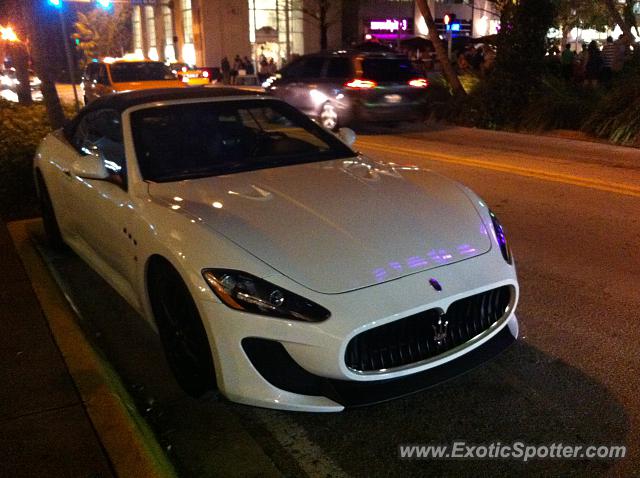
197;250;519;412
242;317;517;408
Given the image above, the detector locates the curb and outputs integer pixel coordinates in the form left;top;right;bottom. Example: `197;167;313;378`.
8;219;177;478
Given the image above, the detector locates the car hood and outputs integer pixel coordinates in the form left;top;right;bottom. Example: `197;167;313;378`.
148;157;492;294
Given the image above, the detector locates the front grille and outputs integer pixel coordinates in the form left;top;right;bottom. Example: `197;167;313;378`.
345;286;512;373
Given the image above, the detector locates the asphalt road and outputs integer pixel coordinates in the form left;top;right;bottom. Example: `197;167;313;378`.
34;124;640;477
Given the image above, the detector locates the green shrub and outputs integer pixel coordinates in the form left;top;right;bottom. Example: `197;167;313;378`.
519;76;599;131
582;66;640;146
0;100;54;220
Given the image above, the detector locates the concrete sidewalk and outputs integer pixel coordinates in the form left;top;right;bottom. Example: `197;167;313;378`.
0;221;114;477
1;219;177;478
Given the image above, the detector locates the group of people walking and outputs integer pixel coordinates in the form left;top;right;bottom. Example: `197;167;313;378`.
220;54;255;85
558;35;629;86
220;54;278;85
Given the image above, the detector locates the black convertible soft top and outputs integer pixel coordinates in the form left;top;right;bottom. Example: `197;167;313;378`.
62;86;263;140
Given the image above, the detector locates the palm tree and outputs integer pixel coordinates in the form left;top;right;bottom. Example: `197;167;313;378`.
603;0;634;44
415;0;465;96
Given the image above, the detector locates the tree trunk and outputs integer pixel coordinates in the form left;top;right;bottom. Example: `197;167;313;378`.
415;0;465;96
561;24;571;50
604;0;634;44
24;0;65;128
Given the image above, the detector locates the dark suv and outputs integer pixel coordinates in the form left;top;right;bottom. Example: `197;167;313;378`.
264;51;428;130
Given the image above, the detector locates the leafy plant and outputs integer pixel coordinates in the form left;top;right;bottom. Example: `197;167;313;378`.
582;66;640;145
0;100;72;220
483;0;557;127
519;75;598;131
73;6;132;68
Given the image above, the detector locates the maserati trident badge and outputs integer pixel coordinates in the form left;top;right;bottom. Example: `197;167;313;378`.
432;315;449;345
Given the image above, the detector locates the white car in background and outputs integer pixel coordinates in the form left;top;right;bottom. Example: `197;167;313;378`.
34;88;519;412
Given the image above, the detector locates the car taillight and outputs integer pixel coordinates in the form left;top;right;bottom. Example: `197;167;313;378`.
408;78;428;88
345;79;377;89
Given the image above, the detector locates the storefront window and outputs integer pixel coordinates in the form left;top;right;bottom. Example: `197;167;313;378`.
182;0;194;43
163;4;176;62
249;0;304;68
145;5;158;60
132;6;143;56
182;0;196;65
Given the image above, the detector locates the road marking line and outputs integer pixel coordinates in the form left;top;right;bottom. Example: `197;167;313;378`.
252;410;351;478
357;140;640;198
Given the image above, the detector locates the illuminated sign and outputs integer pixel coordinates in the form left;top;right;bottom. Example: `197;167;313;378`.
369;18;413;33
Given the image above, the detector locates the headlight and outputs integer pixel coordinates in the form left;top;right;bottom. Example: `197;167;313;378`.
202;269;330;322
489;210;513;264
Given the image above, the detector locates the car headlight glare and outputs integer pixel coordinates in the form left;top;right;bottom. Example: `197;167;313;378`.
202;269;330;322
489;210;513;264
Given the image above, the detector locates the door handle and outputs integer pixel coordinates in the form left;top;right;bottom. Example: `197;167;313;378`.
62;168;72;179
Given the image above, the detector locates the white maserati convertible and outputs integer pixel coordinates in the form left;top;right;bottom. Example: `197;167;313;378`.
34;88;519;412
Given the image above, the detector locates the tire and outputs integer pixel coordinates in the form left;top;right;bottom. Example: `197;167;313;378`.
37;173;65;250
319;102;339;131
148;261;216;397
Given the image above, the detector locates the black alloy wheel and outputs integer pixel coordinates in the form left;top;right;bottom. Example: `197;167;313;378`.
149;262;216;397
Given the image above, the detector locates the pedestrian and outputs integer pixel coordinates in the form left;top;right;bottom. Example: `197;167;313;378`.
601;36;615;86
470;46;483;71
456;51;470;73
221;56;230;85
231;54;242;85
612;34;626;73
574;42;588;83
243;56;254;75
267;57;277;75
560;43;575;81
584;40;602;88
258;57;269;83
480;45;495;76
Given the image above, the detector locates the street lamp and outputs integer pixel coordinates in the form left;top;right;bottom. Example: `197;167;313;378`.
1;25;20;43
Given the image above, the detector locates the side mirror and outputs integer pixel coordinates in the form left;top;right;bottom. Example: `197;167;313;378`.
337;127;356;147
72;147;109;180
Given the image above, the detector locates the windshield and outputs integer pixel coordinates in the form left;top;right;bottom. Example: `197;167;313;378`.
109;62;177;83
131;99;355;182
361;58;417;82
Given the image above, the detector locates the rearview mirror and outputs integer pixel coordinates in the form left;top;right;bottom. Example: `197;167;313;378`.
72;147;109;180
337;127;356;147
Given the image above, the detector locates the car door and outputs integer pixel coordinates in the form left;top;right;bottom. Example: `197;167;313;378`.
67;109;139;302
325;57;352;92
289;56;326;115
269;59;302;105
271;57;325;114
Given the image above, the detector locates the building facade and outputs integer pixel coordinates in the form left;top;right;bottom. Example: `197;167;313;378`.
130;0;342;68
128;0;498;68
353;0;499;45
